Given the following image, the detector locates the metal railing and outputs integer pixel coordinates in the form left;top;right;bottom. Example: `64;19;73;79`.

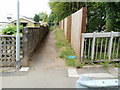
81;31;120;62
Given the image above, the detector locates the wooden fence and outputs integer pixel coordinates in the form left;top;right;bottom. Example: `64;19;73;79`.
63;16;72;43
59;7;120;63
59;7;87;57
0;26;48;67
59;20;64;30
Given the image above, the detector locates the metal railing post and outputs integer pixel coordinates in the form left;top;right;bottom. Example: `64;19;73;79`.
80;36;85;62
108;31;114;61
91;32;96;62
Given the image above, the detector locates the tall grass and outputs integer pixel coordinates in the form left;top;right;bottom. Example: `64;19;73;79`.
54;27;84;67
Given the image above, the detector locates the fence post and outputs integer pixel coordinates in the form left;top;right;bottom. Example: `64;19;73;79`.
80;36;85;62
67;15;72;43
108;31;114;61
62;20;64;30
91;32;96;62
79;7;87;60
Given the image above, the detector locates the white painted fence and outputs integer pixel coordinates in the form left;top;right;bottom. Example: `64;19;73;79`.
81;31;120;62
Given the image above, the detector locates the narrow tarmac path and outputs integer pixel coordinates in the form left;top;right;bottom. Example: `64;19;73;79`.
2;31;77;88
29;31;65;70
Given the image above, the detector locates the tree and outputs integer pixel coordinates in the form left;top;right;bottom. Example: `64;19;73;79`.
34;14;40;22
47;12;55;26
105;2;120;32
48;1;120;32
39;12;48;22
48;2;86;25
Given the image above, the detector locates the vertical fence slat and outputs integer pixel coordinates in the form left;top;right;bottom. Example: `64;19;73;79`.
95;38;98;59
91;32;96;62
84;39;87;59
108;31;114;61
80;37;85;62
104;38;108;59
88;38;91;59
100;38;103;59
116;37;120;59
112;37;116;59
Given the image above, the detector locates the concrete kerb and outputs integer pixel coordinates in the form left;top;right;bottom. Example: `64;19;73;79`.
1;67;29;76
67;65;119;78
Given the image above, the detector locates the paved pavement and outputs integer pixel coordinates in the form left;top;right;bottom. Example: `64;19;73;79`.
2;31;77;88
2;69;77;88
1;31;119;88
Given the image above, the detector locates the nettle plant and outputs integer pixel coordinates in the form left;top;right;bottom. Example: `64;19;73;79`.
1;25;23;35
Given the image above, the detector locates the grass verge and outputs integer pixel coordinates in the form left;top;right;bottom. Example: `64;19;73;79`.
54;27;84;68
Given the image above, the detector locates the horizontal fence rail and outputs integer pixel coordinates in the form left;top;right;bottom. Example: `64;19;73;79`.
81;31;120;63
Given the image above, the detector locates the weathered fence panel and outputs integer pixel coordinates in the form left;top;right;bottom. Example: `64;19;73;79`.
0;35;23;67
63;15;72;43
81;32;120;62
59;7;87;57
67;16;72;43
60;20;64;30
64;17;67;37
71;7;87;57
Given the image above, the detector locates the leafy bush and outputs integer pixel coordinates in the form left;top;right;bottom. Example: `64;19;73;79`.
1;25;23;35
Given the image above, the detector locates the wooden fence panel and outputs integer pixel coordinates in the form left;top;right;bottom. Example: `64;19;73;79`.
60;20;64;30
63;16;72;43
64;17;68;37
67;15;72;43
71;7;87;57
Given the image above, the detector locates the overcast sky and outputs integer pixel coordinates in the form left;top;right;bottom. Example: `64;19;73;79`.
0;0;51;22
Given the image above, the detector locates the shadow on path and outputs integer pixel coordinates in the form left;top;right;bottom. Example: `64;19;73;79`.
29;31;65;70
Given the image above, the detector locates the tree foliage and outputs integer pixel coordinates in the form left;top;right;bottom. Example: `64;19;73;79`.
39;12;48;22
47;12;55;26
48;1;120;32
33;14;40;22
